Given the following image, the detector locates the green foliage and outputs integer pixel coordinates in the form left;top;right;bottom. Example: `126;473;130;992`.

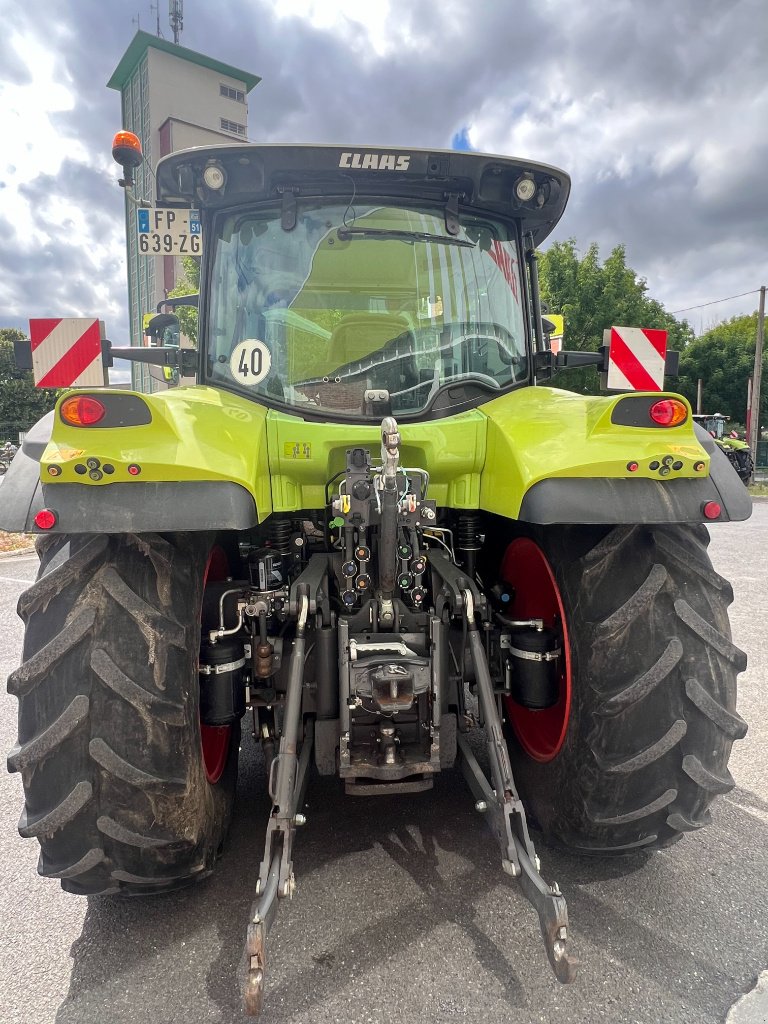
0;328;61;442
676;313;764;423
168;256;200;347
538;240;693;394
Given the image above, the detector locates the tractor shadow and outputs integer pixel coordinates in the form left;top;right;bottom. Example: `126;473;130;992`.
55;730;768;1024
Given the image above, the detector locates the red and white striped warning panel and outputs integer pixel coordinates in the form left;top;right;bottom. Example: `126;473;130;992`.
29;319;106;388
605;326;667;391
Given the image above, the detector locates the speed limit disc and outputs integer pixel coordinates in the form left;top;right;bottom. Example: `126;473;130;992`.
230;340;272;385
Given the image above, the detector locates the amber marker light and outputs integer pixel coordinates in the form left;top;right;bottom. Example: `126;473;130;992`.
649;399;687;427
60;395;106;426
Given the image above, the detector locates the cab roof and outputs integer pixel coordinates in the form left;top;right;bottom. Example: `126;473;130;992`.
156;143;570;245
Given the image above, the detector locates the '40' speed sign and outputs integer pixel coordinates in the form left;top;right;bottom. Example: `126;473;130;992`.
230;340;272;385
136;208;201;255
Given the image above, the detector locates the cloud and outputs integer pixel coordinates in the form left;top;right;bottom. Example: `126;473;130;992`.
1;0;765;359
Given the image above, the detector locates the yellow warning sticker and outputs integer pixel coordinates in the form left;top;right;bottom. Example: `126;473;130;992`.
46;447;85;463
283;442;312;460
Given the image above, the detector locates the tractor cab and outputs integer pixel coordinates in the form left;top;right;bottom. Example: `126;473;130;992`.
693;412;731;440
152;144;570;419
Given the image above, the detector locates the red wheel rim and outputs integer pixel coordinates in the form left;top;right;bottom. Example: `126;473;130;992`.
200;546;232;784
501;538;572;762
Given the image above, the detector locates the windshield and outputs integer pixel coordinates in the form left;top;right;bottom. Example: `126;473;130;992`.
207;201;528;417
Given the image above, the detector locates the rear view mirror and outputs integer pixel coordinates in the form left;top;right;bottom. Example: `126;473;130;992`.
146;313;181;348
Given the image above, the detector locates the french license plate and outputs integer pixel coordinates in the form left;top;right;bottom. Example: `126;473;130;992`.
136;208;201;255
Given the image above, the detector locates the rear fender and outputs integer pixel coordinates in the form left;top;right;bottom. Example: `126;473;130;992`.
480;389;752;525
2;387;269;535
0;413;51;532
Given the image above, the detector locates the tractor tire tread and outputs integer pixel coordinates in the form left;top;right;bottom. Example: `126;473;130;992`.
88;737;187;791
681;754;735;793
7;608;97;697
91;648;185;725
591;719;687;774
8;533;238;895
40;847;106;879
674;598;747;667
589;787;678;825
18;780;93;839
684;677;748;739
8;694;90;772
97;815;183;849
507;523;747;854
595;637;683;716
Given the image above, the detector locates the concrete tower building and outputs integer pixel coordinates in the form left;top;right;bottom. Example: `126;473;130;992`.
107;31;260;390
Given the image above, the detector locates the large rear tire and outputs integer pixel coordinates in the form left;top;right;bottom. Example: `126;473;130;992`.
501;524;747;853
7;532;239;894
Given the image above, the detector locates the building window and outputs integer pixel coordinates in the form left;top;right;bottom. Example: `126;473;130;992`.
221;118;247;136
220;84;245;103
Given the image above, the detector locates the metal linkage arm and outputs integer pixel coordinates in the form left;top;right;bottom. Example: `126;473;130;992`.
458;589;577;985
243;593;314;1015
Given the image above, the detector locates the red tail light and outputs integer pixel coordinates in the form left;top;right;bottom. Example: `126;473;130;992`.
60;395;106;426
34;509;57;530
649;399;687;427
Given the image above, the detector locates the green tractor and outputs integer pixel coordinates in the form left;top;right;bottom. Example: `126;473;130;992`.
692;413;753;483
3;139;751;1014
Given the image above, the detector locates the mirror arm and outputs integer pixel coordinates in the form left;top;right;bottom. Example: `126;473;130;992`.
555;348;608;370
102;340;197;375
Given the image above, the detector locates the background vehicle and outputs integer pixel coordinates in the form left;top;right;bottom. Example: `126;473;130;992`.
2;140;751;1014
692;413;753;483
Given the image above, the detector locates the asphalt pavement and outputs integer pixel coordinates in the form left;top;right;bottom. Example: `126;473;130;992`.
1;511;767;1024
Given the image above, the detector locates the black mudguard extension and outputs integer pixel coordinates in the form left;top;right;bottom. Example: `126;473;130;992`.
518;425;752;525
0;413;51;532
0;413;258;534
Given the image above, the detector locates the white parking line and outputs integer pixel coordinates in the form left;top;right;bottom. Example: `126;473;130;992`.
0;575;31;585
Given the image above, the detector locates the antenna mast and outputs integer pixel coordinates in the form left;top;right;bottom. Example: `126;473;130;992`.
169;0;183;44
151;1;164;37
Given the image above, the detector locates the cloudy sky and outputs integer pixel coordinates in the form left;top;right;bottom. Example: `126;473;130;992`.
1;0;766;357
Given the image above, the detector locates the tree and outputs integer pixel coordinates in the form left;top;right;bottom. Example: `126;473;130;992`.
538;240;693;394
676;313;764;424
0;328;60;442
167;256;200;347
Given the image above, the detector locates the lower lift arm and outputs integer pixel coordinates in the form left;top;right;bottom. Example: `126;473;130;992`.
457;588;577;984
243;592;314;1016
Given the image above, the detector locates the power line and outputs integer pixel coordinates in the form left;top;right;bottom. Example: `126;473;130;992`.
670;289;760;316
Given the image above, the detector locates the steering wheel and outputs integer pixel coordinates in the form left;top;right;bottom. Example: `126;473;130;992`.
438;321;522;365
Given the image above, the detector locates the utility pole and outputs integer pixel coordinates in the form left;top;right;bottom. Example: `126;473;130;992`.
696;378;703;414
748;285;766;478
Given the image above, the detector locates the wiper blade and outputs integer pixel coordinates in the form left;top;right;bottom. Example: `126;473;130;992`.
336;227;475;248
